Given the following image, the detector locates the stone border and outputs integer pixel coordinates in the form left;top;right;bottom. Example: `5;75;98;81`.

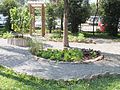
34;55;104;64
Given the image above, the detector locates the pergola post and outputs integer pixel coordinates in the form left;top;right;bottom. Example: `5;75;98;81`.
32;7;35;33
41;4;45;37
29;4;32;36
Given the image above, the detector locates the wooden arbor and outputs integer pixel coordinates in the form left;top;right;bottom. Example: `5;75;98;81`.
28;1;45;37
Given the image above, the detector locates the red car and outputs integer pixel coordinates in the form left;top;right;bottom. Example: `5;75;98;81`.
98;18;107;32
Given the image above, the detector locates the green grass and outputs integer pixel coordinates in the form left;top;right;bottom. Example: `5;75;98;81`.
0;65;120;90
48;30;86;42
83;32;120;40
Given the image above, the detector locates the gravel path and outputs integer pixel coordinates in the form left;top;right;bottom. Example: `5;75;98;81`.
0;38;120;80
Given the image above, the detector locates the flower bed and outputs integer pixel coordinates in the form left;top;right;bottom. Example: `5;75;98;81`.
33;48;101;62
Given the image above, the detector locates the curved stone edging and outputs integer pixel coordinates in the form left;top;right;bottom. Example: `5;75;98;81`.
34;55;104;64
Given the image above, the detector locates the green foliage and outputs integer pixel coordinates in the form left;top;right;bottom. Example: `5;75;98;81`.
100;0;120;36
35;48;84;62
68;0;90;33
10;7;31;34
90;3;104;16
35;8;41;16
68;33;86;42
49;30;63;41
29;39;43;55
2;32;14;39
0;0;18;15
90;3;96;16
46;4;56;33
55;0;64;30
0;0;18;30
49;31;86;42
0;28;7;37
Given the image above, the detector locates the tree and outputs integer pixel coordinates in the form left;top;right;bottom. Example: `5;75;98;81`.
81;0;90;23
63;0;69;47
90;3;96;16
100;0;120;36
55;0;64;30
46;4;56;33
68;0;90;34
0;0;18;31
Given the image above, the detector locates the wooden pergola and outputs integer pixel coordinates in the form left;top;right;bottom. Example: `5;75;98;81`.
28;1;46;37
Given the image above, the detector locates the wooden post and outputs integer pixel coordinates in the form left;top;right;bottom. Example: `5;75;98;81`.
41;4;45;37
32;7;35;32
29;4;32;36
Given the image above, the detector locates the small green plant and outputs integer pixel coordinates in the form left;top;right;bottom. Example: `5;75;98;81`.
29;39;43;55
69;33;86;42
2;32;14;39
49;31;86;42
35;48;84;62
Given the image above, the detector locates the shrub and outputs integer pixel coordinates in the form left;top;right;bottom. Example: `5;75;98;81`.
68;33;86;42
29;39;43;55
2;32;14;39
49;31;86;42
10;6;31;35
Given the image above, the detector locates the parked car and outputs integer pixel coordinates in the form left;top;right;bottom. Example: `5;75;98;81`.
35;19;41;28
86;16;101;25
97;18;120;32
55;18;61;29
0;14;7;27
97;17;108;32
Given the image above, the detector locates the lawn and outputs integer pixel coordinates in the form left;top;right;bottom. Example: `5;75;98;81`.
83;32;120;40
0;65;120;90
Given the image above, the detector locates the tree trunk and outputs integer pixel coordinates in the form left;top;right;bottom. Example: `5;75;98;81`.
63;0;69;47
61;16;63;30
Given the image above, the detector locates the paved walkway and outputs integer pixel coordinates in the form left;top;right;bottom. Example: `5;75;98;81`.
0;38;120;80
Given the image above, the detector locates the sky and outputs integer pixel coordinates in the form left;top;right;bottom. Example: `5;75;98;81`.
90;0;96;4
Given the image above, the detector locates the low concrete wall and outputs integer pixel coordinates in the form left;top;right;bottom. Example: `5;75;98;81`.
7;38;29;47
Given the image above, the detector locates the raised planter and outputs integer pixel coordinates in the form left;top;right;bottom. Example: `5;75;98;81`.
7;37;28;47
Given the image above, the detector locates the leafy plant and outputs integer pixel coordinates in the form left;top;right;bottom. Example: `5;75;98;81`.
68;33;86;42
0;0;18;30
10;6;31;36
49;30;86;42
29;39;43;55
34;48;84;62
2;32;14;39
68;0;90;33
46;4;56;33
100;0;120;36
